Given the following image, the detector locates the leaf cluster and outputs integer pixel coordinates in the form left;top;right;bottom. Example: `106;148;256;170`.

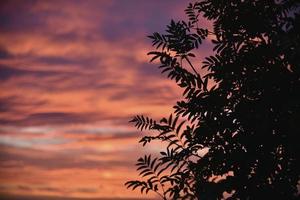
126;1;300;199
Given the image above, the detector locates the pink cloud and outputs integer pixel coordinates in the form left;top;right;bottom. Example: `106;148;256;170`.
0;0;213;199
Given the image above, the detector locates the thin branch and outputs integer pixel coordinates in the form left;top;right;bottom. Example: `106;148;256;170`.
184;56;199;76
184;56;208;91
154;190;165;200
189;27;215;35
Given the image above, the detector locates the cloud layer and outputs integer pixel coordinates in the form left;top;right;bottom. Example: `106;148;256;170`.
0;0;212;199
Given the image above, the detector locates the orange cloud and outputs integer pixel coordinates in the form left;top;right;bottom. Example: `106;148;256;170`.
0;0;212;199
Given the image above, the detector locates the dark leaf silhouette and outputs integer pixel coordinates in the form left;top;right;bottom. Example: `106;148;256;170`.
126;1;300;199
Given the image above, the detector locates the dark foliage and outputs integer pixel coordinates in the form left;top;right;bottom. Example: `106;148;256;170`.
125;1;300;199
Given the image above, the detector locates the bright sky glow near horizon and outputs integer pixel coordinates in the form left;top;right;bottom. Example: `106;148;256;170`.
0;0;212;199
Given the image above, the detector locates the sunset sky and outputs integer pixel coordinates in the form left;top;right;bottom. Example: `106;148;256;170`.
0;0;212;199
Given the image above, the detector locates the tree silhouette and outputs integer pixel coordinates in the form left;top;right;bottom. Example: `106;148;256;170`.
125;1;300;199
